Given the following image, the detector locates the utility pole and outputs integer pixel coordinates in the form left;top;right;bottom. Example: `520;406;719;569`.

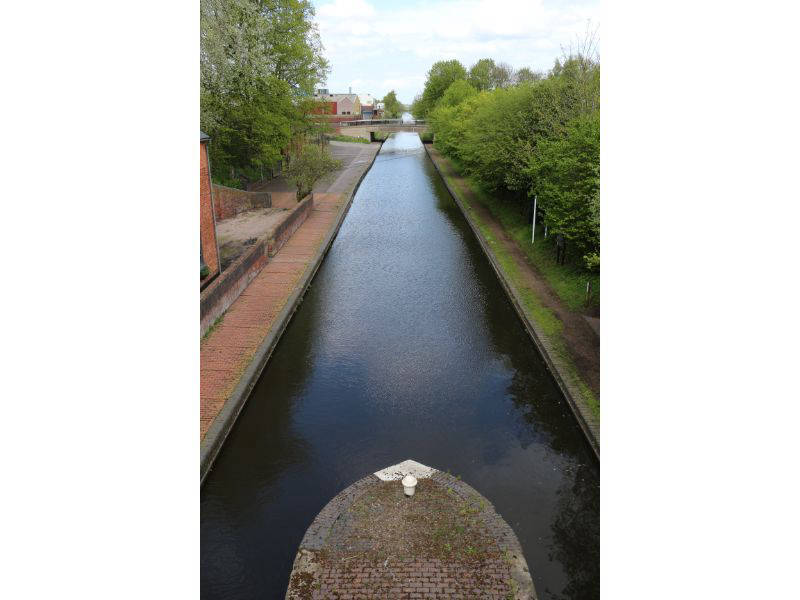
531;195;537;243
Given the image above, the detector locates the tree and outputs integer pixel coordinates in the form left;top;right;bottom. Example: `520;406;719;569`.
514;67;542;84
468;58;495;91
200;0;330;185
415;59;467;118
285;144;342;200
527;111;600;258
381;90;403;118
489;61;514;89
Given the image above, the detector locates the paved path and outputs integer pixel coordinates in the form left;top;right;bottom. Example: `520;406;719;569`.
201;142;380;442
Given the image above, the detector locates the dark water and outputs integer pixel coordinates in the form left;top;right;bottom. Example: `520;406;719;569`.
201;133;599;599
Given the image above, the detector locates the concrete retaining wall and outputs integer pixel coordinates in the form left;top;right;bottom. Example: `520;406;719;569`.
212;183;271;221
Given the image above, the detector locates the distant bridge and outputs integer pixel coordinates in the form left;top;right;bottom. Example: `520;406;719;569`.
339;118;429;141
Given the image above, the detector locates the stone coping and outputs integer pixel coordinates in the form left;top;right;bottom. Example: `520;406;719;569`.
286;460;536;600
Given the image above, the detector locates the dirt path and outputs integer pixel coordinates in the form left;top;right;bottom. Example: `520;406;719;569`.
429;147;600;397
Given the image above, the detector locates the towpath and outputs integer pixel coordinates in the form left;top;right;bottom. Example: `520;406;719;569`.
200;142;381;445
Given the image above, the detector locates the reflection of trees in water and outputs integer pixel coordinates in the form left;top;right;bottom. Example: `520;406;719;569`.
546;461;600;600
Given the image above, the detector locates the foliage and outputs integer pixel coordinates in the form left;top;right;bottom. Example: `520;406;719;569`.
412;59;467;118
423;48;600;271
200;0;329;187
381;90;404;118
514;67;542;84
468;58;495;92
489;61;514;89
528;111;600;257
285;143;342;200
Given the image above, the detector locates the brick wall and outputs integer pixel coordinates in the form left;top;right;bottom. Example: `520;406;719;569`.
212;184;272;221
200;238;269;336
201;141;220;283
267;194;314;256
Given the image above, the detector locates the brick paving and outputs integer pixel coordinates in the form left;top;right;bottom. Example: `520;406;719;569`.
200;192;343;440
310;558;512;599
286;467;535;599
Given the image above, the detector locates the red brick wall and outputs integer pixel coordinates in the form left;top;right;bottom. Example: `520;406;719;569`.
212;184;271;221
201;141;220;283
267;194;314;256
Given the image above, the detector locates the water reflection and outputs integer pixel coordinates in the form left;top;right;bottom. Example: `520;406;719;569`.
201;132;599;599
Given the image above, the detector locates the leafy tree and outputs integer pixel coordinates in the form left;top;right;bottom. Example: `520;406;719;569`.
468;58;495;91
514;67;542;84
410;93;424;118
285;144;342;200
489;61;514;89
429;92;481;161
381;90;403;118
421;50;601;271
415;59;467;118
200;0;330;185
527;111;600;257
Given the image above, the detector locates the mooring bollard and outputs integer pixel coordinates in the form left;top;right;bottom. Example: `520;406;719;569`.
402;474;418;497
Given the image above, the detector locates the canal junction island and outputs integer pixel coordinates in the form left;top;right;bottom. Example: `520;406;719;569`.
286;460;536;599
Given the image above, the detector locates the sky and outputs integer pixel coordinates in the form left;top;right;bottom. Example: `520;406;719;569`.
311;0;600;105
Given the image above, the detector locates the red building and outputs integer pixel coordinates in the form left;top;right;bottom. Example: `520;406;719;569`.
310;101;337;116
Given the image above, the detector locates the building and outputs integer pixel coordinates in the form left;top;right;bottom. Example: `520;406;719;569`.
200;131;220;286
312;88;362;116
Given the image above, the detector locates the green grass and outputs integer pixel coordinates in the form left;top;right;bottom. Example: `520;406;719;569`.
202;314;224;341
458;172;599;311
372;131;391;141
325;134;371;144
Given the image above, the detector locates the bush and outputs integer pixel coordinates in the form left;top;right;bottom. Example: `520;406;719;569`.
285;144;342;200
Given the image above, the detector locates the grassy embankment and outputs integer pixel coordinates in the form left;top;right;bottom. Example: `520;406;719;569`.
438;156;599;418
326;134;371;144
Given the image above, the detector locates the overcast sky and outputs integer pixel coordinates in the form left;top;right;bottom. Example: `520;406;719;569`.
311;0;600;104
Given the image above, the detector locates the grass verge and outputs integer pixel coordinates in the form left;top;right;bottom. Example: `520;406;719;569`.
326;134;371;144
450;163;599;311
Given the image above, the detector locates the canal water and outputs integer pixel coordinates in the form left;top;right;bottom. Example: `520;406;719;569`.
201;132;599;599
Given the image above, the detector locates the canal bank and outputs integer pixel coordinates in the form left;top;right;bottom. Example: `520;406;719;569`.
423;144;600;458
201;141;382;483
201;133;598;600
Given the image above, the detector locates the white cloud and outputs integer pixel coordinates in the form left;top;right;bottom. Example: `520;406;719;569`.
313;0;599;103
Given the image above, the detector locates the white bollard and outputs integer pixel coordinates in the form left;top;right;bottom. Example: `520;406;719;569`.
402;474;418;497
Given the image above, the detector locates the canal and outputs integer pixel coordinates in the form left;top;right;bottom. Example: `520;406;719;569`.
201;132;599;599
